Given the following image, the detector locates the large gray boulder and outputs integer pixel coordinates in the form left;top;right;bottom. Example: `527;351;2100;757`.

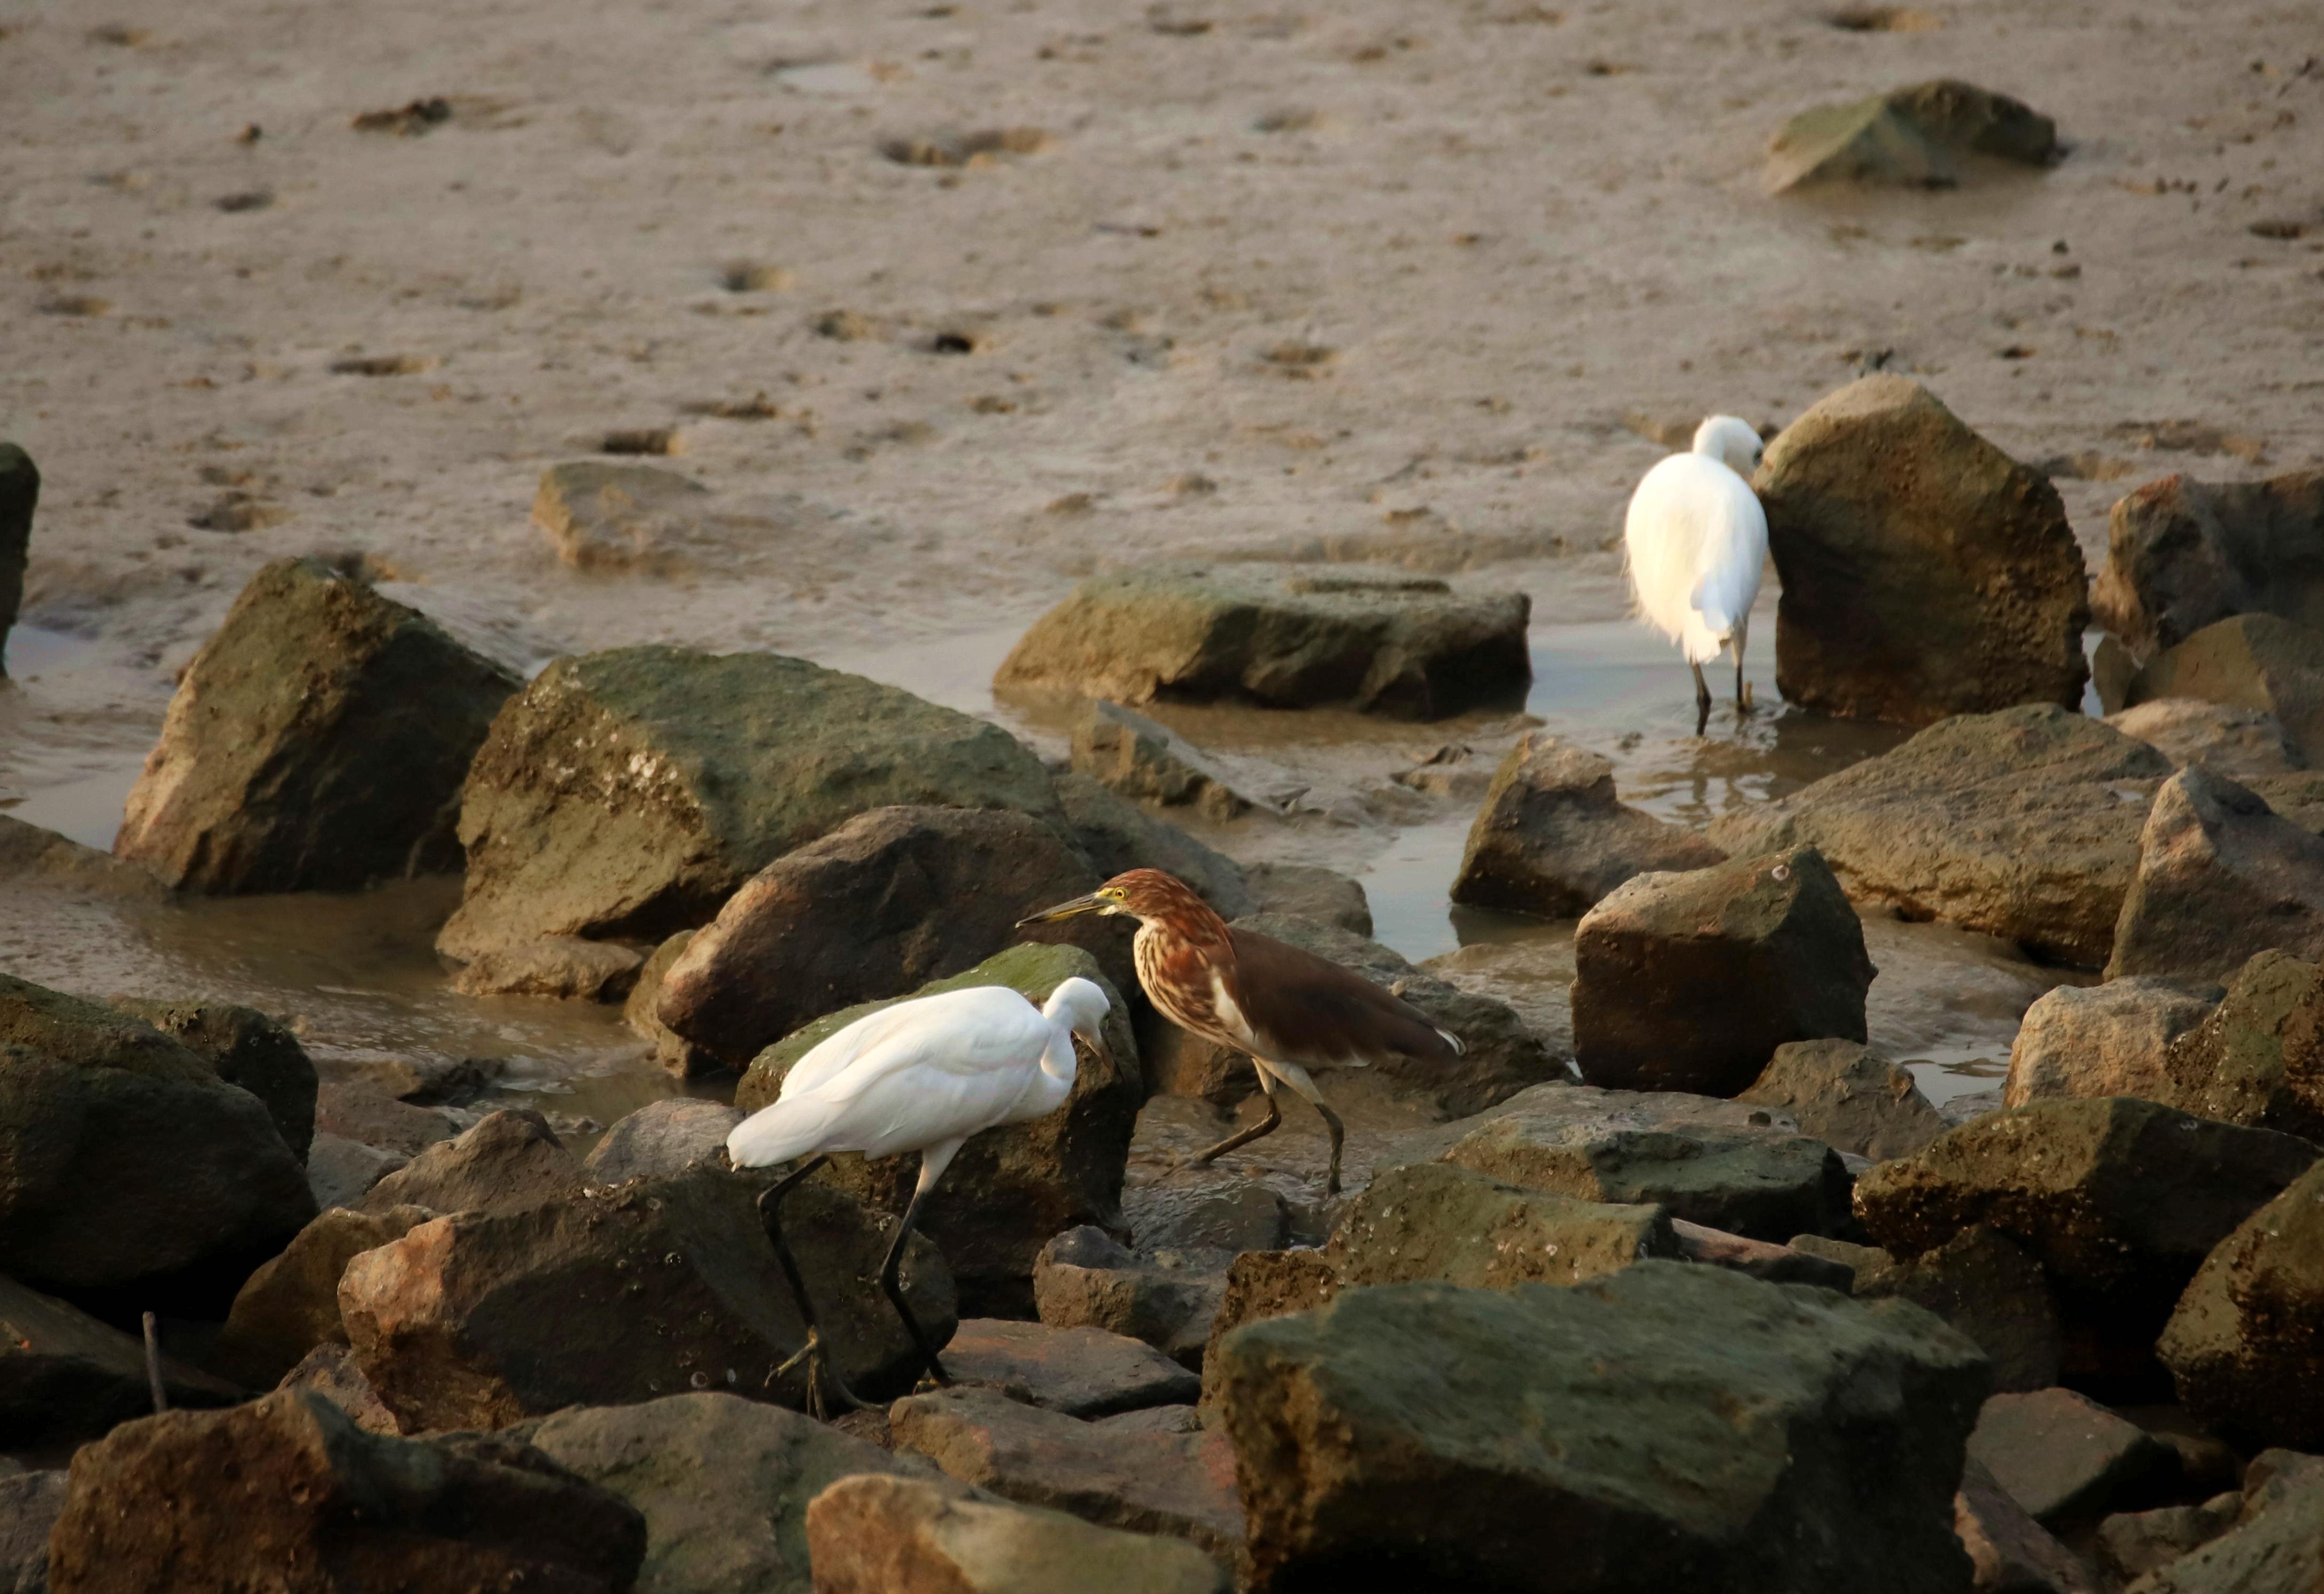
806;1473;1227;1594
1854;1097;2318;1368
2004;978;2220;1109
1765;80;2058;192
1033;1227;1221;1370
1709;706;2173;966
337;1165;955;1430
0;1467;66;1594
2091;469;2324;662
0;444;35;677
2117;1458;2324;1593
1211;1264;1989;1592
1450;734;1726;917
113;558;521;894
732;943;1140;1316
1571;848;1873;1097
2105;766;2324;981
519;1392;953;1594
360;1108;585;1217
1739;1039;1946;1162
438;644;1060;966
0;975;316;1314
1143;912;1558;1117
2122;613;2324;760
1753;376;2088;725
2158;1160;2324;1451
1442;1082;1853;1242
939;1318;1200;1418
105;998;316;1160
994;562;1531;720
656;806;1115;1070
2155;951;2324;1140
0;1273;243;1448
44;1390;646;1594
583;1098;746;1184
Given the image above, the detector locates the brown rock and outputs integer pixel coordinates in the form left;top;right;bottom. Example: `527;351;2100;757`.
2123;613;2324;760
1955;1457;2103;1594
339;1166;955;1429
581;1098;747;1185
1450;733;1726;917
0;1273;242;1448
1032;1228;1220;1369
1966;1388;2180;1527
1756;376;2089;725
313;1080;459;1157
2005;978;2221;1109
804;1472;1228;1594
2105;765;2324;982
105;997;317;1159
114;557;520;894
1794;1227;2065;1394
1667;1218;1856;1290
1051;772;1258;921
2157;950;2324;1139
275;1342;402;1435
659;806;1110;1070
2091;469;2324;662
1708;705;2171;967
44;1390;646;1594
994;561;1531;720
942;1318;1200;1418
212;1203;438;1389
360;1108;585;1217
1740;1038;1946;1161
888;1384;1243;1563
1072;699;1259;820
1571;847;1874;1097
623;930;719;1077
2094;1496;2242;1588
1197;1249;1340;1406
2107;699;2306;780
1242;862;1369;935
533;459;712;573
304;1132;407;1210
2157;1160;2324;1451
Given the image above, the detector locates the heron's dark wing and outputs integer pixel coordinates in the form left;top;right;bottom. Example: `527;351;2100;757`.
1226;927;1462;1069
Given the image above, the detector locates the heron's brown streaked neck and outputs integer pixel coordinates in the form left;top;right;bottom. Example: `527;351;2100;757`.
1127;893;1231;950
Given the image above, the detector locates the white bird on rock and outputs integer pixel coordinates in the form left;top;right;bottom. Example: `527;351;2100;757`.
726;977;1112;1417
1623;414;1770;735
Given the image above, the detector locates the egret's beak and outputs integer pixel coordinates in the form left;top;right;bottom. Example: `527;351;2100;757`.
1073;1024;1111;1069
1017;893;1104;927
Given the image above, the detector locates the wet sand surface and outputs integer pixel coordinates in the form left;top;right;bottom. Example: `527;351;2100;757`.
5;0;2315;1163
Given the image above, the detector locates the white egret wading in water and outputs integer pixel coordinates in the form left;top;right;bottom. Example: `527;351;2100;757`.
1623;414;1770;734
727;977;1112;1417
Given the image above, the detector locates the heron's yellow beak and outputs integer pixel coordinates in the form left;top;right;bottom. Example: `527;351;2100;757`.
1017;893;1104;927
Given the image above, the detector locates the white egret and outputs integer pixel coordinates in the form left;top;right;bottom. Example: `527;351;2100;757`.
1623;414;1770;734
727;976;1112;1416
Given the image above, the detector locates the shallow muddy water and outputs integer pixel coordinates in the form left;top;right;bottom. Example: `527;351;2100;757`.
0;589;2083;1136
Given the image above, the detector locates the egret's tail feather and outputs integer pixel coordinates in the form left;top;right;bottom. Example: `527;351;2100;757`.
728;1100;848;1170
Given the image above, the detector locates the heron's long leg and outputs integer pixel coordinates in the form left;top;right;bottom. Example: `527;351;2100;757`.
1190;1065;1284;1170
758;1155;862;1420
882;1160;953;1392
1257;1058;1347;1196
1691;661;1713;737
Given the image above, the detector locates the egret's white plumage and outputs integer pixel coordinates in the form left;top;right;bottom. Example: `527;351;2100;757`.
729;979;1109;1189
1623;415;1770;730
729;976;1112;1412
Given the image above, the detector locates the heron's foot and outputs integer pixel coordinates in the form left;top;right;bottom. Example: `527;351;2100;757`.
774;1327;862;1420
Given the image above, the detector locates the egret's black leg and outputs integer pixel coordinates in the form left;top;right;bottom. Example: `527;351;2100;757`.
1311;1097;1348;1197
1736;655;1748;714
880;1183;951;1391
1692;662;1713;737
758;1155;862;1419
1190;1067;1285;1170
